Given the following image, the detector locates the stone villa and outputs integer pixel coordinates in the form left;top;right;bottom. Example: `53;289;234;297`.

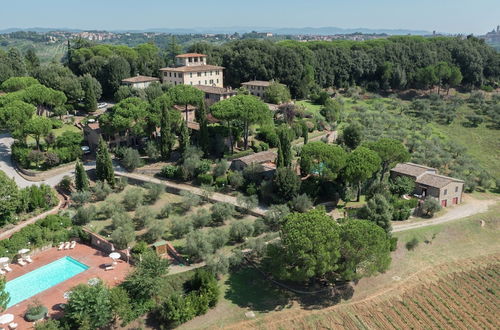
390;162;464;207
159;53;224;88
241;80;272;98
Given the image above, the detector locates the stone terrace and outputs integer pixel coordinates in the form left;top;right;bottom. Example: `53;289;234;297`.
3;244;132;329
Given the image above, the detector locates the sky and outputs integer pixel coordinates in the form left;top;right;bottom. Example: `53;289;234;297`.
0;0;498;35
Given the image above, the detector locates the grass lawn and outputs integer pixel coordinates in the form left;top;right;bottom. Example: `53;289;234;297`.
26;124;81;146
295;100;322;117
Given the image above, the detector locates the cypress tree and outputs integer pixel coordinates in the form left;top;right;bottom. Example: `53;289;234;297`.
302;122;308;145
276;139;285;168
75;160;89;191
96;138;115;187
160;107;174;160
178;120;190;153
277;127;292;167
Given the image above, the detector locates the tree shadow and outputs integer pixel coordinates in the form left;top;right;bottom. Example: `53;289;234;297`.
224;267;292;312
294;283;355;310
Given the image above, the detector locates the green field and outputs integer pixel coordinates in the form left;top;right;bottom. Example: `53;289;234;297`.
0;39;66;63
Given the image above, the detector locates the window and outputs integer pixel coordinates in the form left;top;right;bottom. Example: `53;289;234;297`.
169;72;172;77
197;72;201;77
190;82;193;85
205;80;207;85
174;73;177;78
210;79;214;84
217;79;219;83
455;186;458;192
178;73;183;78
444;189;447;195
198;81;201;85
190;73;193;78
189;57;193;63
216;70;219;75
210;71;213;76
204;72;207;76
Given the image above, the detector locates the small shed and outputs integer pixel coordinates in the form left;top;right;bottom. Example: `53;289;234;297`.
153;240;168;256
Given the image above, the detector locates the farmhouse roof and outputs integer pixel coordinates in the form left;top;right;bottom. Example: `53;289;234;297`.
241;80;272;87
121;75;159;83
233;151;277;166
194;85;236;95
391;162;436;178
416;173;464;188
176;53;207;58
159;64;224;73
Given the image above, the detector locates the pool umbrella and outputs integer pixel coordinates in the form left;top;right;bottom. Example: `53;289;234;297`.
109;252;120;261
0;257;9;265
18;248;30;255
0;313;14;324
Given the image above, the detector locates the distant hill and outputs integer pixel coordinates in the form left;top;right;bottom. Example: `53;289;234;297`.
0;26;432;36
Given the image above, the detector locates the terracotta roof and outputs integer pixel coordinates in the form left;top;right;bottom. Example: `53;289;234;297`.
86;122;100;130
176;53;207;58
173;104;197;111
195;85;237;95
121;75;159;83
416;173;464;188
391;162;436;178
241;80;272;87
159;64;224;73
187;121;200;130
233;151;277;166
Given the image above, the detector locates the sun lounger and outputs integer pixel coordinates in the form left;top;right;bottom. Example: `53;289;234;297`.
105;265;115;271
17;259;27;266
8;323;17;330
64;242;71;250
24;256;33;263
3;265;12;272
69;241;76;249
57;242;65;250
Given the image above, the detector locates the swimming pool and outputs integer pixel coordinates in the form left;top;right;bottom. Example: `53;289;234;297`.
6;256;89;308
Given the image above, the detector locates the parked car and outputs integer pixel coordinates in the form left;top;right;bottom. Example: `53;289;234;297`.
97;102;108;109
81;146;91;154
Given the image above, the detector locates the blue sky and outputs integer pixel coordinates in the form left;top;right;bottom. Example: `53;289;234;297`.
1;0;498;34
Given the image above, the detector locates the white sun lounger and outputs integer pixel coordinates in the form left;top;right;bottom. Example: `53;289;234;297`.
69;241;76;249
9;322;18;330
4;265;12;272
17;259;26;266
24;256;33;263
105;265;115;271
64;242;71;250
58;242;65;250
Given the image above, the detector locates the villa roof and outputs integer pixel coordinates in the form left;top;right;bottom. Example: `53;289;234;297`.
159;64;224;73
416;173;464;188
173;104;197;111
121;75;159;83
391;162;436;178
194;85;237;95
241;80;272;87
233;151;277;166
176;53;207;58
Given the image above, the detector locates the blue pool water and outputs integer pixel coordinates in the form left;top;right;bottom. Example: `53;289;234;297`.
5;256;89;307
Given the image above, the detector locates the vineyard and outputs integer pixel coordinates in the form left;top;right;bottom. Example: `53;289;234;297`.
229;254;500;330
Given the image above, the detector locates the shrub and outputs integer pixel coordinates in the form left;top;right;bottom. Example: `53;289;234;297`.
228;171;244;189
196;173;213;186
207;228;229;250
290;193;313;212
44;152;60;167
184;230;213;261
161;165;179;179
122;188;144;211
263;204;290;231
191;209;211;229
92;181;112;201
120;148;143;171
421;198;441;217
72;205;97;225
111;224;135;250
212;159;229;177
215;175;228;188
229;222;254;243
111;211;133;230
406;237;419;251
205;252;230;276
25;300;48;322
145;141;160;161
390;176;415;196
115;177;128;191
146;222;165;243
253;218;269;236
99;199;123;219
465;114;483;127
71;190;92;206
196;160;212;175
58;175;73;192
158;204;173;219
144;183;163;204
34;319;61;330
390;237;398;251
236;194;258;212
210;203;235;224
179;190;202;212
134;206;156;229
170;218;193;239
257;126;279;147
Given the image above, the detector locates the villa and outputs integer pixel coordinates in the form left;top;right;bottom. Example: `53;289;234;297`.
241;80;275;98
159;53;224;88
121;75;160;89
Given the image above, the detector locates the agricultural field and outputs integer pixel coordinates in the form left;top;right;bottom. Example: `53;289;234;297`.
0;39;67;63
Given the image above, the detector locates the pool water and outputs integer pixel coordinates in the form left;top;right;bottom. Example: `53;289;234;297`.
6;256;89;307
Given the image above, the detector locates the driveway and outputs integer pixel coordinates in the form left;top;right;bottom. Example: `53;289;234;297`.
392;196;497;232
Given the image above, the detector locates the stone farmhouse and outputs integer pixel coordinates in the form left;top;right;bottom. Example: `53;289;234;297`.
241;80;272;98
390;162;464;207
159;53;224;88
194;85;237;106
121;75;159;89
230;150;277;178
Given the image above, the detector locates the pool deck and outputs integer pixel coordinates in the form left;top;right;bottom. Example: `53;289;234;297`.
3;243;132;329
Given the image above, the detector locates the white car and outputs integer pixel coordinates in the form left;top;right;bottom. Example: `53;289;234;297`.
97;102;108;109
81;146;91;154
